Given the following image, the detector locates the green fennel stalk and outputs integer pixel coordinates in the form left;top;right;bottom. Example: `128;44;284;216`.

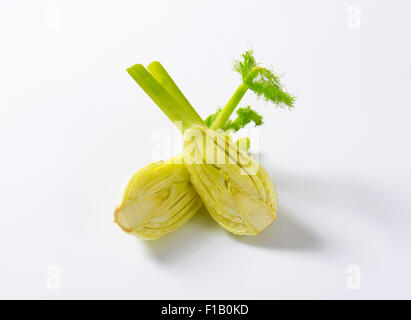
126;64;204;132
211;83;248;129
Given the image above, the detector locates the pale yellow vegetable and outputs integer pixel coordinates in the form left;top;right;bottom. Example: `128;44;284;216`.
114;156;202;240
183;126;277;235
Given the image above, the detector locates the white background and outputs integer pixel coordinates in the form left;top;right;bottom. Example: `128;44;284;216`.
1;0;410;299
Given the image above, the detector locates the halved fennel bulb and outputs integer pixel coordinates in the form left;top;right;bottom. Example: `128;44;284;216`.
114;156;203;240
183;126;277;235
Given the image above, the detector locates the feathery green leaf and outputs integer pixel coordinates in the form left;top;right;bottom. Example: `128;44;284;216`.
234;50;295;108
206;106;263;133
223;106;263;132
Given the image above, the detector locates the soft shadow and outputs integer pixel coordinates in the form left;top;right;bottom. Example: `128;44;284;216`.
270;169;391;221
231;204;323;251
247;161;395;256
143;207;218;263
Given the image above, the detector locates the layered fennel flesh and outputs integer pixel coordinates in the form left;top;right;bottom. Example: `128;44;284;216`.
183;126;277;235
114;157;202;240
